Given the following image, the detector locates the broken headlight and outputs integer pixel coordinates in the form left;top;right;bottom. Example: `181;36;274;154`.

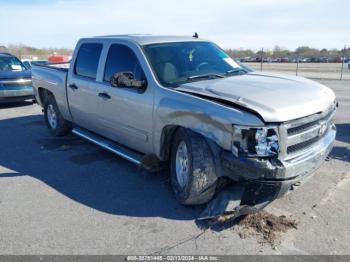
232;125;279;157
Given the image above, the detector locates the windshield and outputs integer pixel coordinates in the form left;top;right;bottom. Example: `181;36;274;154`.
144;41;246;87
0;56;27;71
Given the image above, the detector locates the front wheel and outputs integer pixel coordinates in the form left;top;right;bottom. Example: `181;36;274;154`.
170;128;218;205
44;95;71;136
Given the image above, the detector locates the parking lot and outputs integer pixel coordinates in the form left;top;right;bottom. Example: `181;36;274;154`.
0;79;349;255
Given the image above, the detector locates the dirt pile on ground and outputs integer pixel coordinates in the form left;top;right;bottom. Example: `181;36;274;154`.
235;211;298;247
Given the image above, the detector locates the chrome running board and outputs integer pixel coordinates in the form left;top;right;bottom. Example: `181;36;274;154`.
72;127;143;165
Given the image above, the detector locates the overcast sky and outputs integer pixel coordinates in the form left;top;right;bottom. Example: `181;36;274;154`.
0;0;349;50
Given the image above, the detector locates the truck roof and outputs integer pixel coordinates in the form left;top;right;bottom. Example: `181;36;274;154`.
89;34;206;45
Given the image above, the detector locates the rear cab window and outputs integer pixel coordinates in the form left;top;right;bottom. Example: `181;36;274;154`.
74;43;103;79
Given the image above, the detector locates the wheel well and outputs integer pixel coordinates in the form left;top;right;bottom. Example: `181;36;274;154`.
160;125;179;161
160;125;219;161
161;125;224;177
38;88;54;105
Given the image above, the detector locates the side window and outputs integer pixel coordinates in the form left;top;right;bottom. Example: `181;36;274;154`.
104;44;145;82
74;43;102;79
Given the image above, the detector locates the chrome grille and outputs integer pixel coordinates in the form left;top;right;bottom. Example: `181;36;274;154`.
0;79;32;88
279;103;336;160
287;120;319;136
286;136;320;154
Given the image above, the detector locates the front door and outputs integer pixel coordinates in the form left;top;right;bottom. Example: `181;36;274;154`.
95;43;154;154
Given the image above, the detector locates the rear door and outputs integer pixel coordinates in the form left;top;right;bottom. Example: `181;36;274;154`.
94;43;154;154
67;42;103;131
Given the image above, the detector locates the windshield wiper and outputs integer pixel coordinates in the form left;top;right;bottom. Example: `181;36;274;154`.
226;68;247;75
187;73;224;81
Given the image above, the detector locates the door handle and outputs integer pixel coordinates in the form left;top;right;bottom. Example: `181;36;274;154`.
68;83;78;90
98;92;111;100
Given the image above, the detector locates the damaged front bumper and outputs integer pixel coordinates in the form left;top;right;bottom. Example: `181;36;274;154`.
198;124;336;221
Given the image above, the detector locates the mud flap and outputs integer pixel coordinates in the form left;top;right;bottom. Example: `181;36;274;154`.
197;181;280;221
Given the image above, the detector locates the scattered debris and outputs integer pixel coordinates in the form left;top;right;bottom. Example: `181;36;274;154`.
197;182;274;222
234;211;298;247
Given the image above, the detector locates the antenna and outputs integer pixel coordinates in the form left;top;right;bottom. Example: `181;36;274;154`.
193;32;199;38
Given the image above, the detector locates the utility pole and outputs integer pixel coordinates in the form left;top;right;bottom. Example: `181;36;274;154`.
296;53;299;76
340;44;346;80
260;48;263;72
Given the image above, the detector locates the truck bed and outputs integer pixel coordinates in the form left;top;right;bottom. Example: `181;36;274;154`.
31;62;72;121
33;62;70;72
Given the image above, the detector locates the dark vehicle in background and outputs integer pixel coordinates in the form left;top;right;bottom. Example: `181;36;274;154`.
0;53;33;103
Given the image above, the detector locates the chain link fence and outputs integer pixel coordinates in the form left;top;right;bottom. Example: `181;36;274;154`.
236;45;350;80
245;62;350;80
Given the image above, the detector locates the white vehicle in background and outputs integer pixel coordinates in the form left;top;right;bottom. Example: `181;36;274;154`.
21;59;49;70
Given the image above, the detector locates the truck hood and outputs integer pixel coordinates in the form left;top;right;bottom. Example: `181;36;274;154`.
176;72;336;122
0;70;31;80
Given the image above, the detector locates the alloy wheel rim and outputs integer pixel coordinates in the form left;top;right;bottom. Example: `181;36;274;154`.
47;104;57;129
175;141;189;189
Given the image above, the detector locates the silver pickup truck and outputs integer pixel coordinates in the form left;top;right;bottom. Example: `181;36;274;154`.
32;35;337;216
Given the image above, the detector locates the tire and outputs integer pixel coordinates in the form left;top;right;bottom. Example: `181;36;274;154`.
43;95;71;136
170;128;218;205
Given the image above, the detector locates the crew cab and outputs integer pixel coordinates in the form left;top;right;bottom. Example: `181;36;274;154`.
31;35;337;215
0;53;33;103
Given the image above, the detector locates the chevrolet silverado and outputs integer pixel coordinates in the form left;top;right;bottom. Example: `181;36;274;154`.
31;35;337;216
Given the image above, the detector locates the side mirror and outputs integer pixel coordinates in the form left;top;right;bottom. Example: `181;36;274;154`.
111;72;146;89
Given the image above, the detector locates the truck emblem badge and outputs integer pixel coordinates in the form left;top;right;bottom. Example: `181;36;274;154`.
318;122;327;136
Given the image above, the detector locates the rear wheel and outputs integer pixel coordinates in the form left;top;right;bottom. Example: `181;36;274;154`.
44;95;71;136
170;128;218;205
